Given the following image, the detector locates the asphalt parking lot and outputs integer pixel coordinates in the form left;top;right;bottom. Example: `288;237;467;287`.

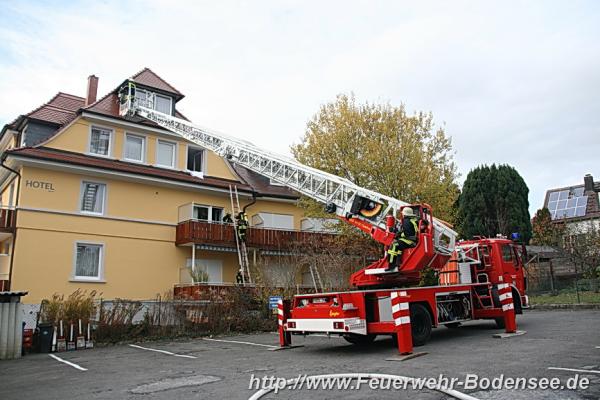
1;310;599;400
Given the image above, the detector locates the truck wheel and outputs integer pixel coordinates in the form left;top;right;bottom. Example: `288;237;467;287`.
410;304;432;346
343;333;377;346
512;290;523;314
494;317;505;329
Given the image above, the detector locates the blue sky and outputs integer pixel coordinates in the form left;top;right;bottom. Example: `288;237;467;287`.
1;0;599;214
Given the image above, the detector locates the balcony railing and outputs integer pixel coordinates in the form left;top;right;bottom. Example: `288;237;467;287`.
0;208;15;231
175;220;335;250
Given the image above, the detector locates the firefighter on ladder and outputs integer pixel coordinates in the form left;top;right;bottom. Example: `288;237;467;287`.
385;207;419;271
236;212;249;242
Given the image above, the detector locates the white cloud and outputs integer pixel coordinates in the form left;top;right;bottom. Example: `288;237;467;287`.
0;0;598;214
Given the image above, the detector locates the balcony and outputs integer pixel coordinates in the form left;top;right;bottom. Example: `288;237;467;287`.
175;220;335;251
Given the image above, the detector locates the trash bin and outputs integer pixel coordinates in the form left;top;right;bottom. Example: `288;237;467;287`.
36;323;54;353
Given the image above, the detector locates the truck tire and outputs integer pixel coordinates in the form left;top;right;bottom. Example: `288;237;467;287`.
410;303;432;346
343;333;377;346
512;289;523;314
494;317;505;329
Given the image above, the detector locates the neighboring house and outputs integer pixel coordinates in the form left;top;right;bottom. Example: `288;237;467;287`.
542;173;600;232
0;68;330;303
529;173;600;289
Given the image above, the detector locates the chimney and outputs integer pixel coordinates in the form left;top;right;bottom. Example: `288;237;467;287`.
85;75;99;106
584;174;594;192
584;174;600;213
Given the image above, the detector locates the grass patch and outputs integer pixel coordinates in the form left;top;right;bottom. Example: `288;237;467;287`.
530;291;600;305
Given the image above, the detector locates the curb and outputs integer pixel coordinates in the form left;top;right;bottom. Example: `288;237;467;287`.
528;303;600;311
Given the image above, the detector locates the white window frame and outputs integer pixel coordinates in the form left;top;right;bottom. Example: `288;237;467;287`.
123;132;146;163
79;180;107;216
72;241;105;282
135;88;173;116
155;138;178;169
185;144;206;173
193;204;224;223
88;125;114;158
154;94;173;115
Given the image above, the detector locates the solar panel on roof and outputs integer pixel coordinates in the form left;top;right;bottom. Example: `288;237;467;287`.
546;187;588;220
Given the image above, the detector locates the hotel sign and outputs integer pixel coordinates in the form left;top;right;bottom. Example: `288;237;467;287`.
25;180;55;192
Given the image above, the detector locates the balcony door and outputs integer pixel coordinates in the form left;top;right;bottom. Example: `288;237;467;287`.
187;258;223;284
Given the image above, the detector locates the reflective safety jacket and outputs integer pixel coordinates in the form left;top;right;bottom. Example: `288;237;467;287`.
399;216;419;244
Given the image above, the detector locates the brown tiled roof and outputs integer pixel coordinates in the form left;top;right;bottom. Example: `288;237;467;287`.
5;146;276;195
131;67;182;97
7;92;84;129
231;164;299;199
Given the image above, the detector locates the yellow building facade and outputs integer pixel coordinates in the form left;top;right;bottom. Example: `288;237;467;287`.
0;69;319;304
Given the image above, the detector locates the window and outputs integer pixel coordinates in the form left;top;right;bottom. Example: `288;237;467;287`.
501;244;513;262
89;126;112;156
155;94;172;114
124;134;145;162
194;205;209;220
193;205;224;222
252;213;294;229
156;140;176;168
212;207;223;222
187;259;223;283
135;88;173;115
80;181;106;214
74;243;103;280
187;146;205;172
134;88;148;106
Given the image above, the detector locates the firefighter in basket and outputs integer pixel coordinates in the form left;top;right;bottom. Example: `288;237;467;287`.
385;207;419;271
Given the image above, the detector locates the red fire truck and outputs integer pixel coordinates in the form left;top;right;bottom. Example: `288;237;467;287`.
285;234;528;349
119;82;527;355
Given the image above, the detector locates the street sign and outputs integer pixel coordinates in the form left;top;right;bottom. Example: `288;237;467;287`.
268;296;282;310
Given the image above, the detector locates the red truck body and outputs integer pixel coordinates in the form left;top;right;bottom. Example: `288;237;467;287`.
281;238;527;350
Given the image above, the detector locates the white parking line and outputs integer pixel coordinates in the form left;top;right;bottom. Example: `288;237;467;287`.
548;367;600;375
129;344;197;359
203;338;277;349
49;354;88;371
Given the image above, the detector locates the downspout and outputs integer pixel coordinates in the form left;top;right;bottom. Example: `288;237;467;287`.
242;191;257;213
1;157;21;291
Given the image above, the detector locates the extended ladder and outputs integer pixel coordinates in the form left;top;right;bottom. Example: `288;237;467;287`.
229;185;252;285
118;84;458;257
